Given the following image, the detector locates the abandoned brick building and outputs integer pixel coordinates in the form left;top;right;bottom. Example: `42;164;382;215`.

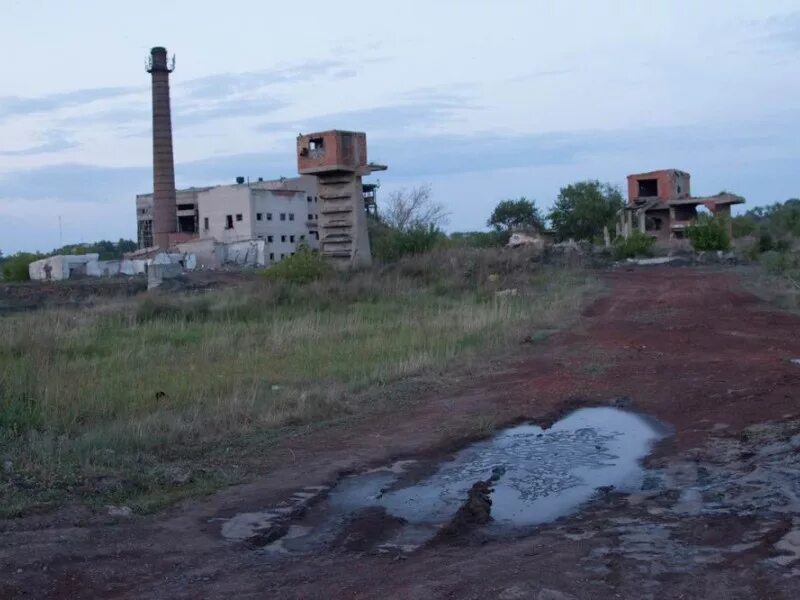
617;169;744;244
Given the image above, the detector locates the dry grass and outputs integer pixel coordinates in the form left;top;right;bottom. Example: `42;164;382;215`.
0;247;598;516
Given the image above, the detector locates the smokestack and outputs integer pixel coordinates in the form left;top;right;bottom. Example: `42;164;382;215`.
146;46;177;250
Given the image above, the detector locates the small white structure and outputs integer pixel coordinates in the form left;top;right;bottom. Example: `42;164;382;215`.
28;252;196;282
28;254;100;281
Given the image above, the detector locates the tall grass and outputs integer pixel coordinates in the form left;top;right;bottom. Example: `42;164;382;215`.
0;247;597;516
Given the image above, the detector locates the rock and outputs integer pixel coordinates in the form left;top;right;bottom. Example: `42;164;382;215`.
164;465;191;485
106;505;133;518
498;585;533;599
507;233;545;250
537;589;576;600
495;288;518;298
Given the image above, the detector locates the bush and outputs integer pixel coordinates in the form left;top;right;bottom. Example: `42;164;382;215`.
759;251;790;275
613;231;655;260
262;246;331;284
371;224;446;263
449;231;508;248
686;214;730;251
1;253;42;282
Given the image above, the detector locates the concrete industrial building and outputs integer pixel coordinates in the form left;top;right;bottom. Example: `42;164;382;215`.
136;175;321;263
617;169;744;244
297;130;387;268
138;46;385;268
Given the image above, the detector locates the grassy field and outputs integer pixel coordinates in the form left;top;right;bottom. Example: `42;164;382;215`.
0;248;598;517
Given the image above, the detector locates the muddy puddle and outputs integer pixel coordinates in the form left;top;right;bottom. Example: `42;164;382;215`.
220;407;667;554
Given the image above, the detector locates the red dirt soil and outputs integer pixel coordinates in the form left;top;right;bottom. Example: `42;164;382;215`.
2;267;800;599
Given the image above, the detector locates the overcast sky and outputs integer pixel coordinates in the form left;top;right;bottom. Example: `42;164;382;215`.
1;0;799;253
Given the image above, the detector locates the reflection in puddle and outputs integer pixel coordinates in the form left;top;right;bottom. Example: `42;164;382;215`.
223;407;666;553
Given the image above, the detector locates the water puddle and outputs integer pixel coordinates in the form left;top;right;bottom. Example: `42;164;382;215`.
221;407;667;554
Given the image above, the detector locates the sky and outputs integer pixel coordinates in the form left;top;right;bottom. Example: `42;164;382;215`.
1;0;799;253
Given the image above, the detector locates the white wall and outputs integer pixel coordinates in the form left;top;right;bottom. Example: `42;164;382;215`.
195;178;321;265
198;185;254;243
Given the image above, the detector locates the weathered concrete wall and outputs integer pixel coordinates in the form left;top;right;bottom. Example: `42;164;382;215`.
29;254;100;281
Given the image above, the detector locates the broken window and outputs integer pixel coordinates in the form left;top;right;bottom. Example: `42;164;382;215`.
637;179;658;197
177;214;196;233
308;137;325;159
225;215;233;229
281;235;286;242
645;217;663;231
236;214;243;222
203;217;209;230
300;235;305;241
256;213;263;221
307;196;312;203
269;252;275;261
289;213;295;221
280;213;286;221
267;213;273;221
267;235;273;242
280;253;285;259
290;235;295;243
308;213;313;221
177;203;194;211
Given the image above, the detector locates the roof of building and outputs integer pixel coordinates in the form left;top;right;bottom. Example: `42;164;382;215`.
623;192;745;211
627;169;690;179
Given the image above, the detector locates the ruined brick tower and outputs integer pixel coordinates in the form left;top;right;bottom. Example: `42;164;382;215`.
146;46;177;250
297;130;386;269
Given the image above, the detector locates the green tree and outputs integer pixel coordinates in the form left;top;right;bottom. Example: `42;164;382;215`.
1;252;42;282
685;214;730;251
487;198;544;232
548;180;623;242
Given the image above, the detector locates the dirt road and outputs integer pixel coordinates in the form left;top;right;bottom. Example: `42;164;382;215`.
3;267;800;599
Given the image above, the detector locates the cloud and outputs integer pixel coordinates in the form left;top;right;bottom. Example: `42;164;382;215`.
761;11;800;51
257;89;477;136
0;130;77;156
174;96;288;129
182;59;351;100
0;86;140;120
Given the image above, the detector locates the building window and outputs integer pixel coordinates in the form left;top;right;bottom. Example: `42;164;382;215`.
280;253;285;259
290;235;295;243
225;215;233;229
256;213;263;221
281;235;286;242
308;214;313;221
300;235;305;241
203;217;209;230
307;196;312;203
267;235;273;242
236;214;243;222
280;213;286;221
269;252;274;261
314;196;318;203
267;213;272;221
289;213;295;221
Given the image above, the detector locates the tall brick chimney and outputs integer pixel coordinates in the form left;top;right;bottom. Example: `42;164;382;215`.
146;46;177;250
